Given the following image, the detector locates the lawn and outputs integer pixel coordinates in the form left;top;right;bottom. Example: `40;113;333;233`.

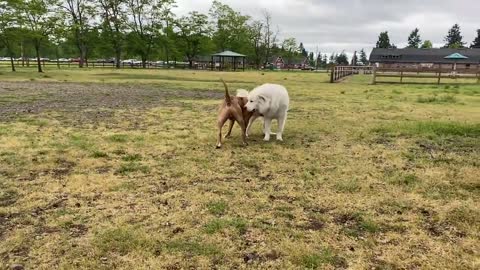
0;67;479;269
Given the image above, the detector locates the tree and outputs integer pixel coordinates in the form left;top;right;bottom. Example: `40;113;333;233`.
359;49;368;65
421;40;433;49
308;52;314;67
15;0;59;73
350;51;357;66
126;0;175;68
59;0;95;67
282;37;297;69
335;51;349;65
159;1;177;65
248;20;264;69
444;24;465;48
376;31;392;48
262;10;278;66
0;0;18;71
98;0;126;68
209;0;250;53
299;42;308;57
175;11;212;68
471;29;480;48
407;28;421;48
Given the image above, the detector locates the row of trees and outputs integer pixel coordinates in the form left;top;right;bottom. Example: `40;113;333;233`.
1;0;328;72
376;24;480;49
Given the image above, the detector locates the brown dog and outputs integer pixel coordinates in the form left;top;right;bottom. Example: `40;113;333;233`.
216;80;252;148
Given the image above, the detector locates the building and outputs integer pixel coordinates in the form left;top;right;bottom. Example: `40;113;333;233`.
369;48;480;70
268;56;311;70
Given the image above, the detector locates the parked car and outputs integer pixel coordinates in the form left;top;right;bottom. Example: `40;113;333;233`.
40;57;50;61
121;59;135;64
0;57;10;61
57;58;69;62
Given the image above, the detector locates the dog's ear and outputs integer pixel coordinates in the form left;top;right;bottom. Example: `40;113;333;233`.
258;95;267;103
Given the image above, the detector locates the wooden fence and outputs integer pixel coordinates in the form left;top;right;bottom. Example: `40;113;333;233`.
372;66;480;84
330;66;373;83
0;60;191;69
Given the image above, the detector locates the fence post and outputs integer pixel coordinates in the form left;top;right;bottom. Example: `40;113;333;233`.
437;69;441;85
371;66;377;84
400;71;403;83
330;65;335;83
477;67;480;83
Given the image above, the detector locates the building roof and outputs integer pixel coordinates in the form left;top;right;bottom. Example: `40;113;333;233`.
212;50;246;57
369;48;480;64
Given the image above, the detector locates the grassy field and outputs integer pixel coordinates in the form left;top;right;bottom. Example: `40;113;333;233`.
0;67;479;269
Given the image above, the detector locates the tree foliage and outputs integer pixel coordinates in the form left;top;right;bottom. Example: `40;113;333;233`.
471;29;480;48
421;40;433;49
376;31;392;48
407;28;421;48
444;24;465;48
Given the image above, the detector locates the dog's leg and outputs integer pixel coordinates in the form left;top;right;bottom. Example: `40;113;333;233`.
216;115;228;148
224;119;234;138
263;121;276;136
234;114;248;146
276;113;287;141
263;118;272;141
246;114;259;137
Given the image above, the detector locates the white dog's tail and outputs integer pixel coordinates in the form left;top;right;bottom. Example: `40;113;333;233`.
236;89;249;97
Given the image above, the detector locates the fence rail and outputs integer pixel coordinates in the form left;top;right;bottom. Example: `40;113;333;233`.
330;66;373;83
372;66;480;84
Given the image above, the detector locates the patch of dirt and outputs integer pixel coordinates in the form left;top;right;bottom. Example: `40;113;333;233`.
298;218;325;231
0;81;222;123
68;224;88;237
52;159;76;179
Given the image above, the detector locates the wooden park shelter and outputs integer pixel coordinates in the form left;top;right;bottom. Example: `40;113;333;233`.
211;51;246;71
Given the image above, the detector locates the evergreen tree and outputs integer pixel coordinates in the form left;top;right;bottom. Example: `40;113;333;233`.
335;52;348;65
471;29;480;48
299;42;308;57
407;28;421;48
308;51;314;66
359;49;368;65
444;24;466;48
376;31;392;48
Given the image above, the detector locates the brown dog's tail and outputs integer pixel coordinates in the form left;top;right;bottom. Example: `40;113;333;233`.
221;79;231;106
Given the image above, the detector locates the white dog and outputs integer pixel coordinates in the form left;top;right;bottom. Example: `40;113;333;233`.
243;84;289;141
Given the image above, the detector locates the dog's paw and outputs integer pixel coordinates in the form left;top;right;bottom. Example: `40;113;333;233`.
216;144;222;149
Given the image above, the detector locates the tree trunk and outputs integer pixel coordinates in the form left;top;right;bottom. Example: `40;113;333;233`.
115;48;121;69
78;46;86;68
10;56;16;72
35;42;43;73
142;56;147;69
21;42;25;67
56;46;60;69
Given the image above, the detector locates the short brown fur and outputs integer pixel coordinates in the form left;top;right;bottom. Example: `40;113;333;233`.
216;80;253;148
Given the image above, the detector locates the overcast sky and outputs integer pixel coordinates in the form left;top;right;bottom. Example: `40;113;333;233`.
173;0;478;57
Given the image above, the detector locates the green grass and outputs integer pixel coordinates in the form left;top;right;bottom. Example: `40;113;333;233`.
0;68;478;269
417;94;457;103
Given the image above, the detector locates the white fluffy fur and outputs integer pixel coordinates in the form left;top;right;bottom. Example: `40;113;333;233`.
244;84;289;141
236;89;249;97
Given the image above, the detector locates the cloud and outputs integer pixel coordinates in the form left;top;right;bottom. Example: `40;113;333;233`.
174;0;479;55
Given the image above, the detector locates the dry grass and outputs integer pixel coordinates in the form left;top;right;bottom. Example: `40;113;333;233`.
0;67;479;269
